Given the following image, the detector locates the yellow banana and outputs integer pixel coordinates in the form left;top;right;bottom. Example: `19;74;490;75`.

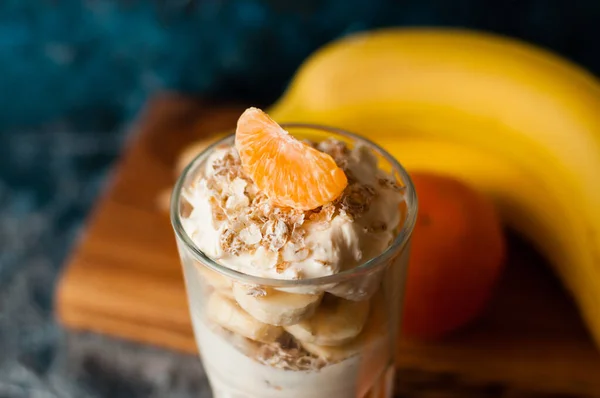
382;139;600;345
378;139;577;286
267;29;600;347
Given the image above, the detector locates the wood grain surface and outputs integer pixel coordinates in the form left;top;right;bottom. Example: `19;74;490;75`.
55;94;600;397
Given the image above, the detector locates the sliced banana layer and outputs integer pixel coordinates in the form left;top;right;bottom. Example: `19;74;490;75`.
285;294;370;346
206;292;284;343
196;264;234;298
301;340;362;363
300;292;387;362
233;283;323;326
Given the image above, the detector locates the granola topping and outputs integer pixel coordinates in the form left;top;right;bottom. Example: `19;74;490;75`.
213;325;327;372
245;285;267;297
182;138;406;281
196;141;382;254
256;340;327;371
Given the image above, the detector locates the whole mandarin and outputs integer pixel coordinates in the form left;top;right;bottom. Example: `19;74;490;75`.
402;172;506;340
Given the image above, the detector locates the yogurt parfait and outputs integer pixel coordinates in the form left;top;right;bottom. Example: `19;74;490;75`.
171;108;417;398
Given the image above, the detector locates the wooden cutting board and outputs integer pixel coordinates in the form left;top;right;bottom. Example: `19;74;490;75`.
56;94;600;397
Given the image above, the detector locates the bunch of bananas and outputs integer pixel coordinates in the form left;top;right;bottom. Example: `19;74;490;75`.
267;28;600;348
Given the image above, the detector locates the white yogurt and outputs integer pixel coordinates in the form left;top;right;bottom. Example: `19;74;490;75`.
192;317;389;398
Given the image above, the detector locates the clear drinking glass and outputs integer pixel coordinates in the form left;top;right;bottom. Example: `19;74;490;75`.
171;124;417;398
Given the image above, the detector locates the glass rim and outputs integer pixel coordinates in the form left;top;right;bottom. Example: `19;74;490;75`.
170;123;418;287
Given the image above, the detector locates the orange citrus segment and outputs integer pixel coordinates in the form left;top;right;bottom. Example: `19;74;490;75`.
235;107;348;210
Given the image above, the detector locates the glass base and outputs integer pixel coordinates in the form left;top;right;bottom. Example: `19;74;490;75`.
206;363;395;398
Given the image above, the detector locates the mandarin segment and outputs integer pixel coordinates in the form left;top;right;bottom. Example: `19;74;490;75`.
235;107;348;210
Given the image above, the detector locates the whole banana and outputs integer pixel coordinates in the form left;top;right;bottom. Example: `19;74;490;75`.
268;28;600;347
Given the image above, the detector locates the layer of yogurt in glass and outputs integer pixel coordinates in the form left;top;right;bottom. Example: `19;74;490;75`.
177;134;410;398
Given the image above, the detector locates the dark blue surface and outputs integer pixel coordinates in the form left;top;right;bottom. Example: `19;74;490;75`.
1;0;600;130
1;1;599;397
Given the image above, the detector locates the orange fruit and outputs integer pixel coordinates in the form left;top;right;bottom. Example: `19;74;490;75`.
235;107;348;210
401;172;506;340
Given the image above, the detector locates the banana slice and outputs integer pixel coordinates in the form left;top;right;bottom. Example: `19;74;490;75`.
285;294;370;346
196;263;234;298
301;339;362;363
206;293;284;343
233;283;322;326
300;292;387;362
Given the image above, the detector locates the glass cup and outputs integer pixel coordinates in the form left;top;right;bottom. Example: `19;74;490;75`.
171;124;417;398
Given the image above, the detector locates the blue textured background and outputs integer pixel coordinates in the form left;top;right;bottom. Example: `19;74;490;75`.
2;0;600;130
1;1;599;397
